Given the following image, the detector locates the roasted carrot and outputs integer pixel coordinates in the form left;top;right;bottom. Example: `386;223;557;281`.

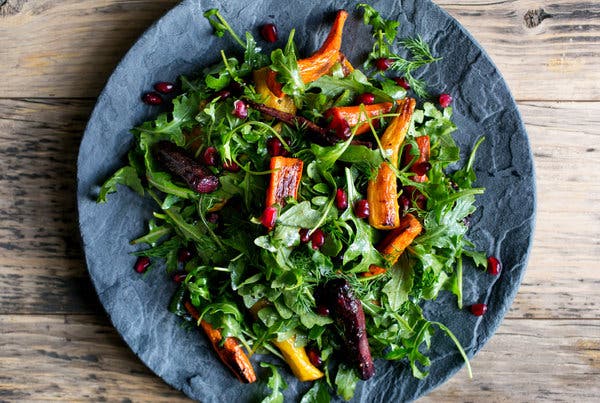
296;10;348;84
266;156;304;207
272;338;324;381
184;301;257;384
367;98;416;230
403;135;430;183
253;67;296;114
364;213;422;276
324;102;394;136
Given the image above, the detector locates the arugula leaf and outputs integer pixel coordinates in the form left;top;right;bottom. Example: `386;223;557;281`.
300;380;331;403
97;166;144;203
203;9;245;48
270;30;305;102
260;363;288;403
334;364;360;401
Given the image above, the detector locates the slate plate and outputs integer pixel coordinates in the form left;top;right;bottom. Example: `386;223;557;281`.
77;0;536;401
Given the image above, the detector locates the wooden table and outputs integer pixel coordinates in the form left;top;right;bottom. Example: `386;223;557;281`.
1;1;598;401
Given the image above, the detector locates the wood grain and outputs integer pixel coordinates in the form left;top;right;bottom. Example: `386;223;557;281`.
1;315;598;401
0;314;188;401
0;0;599;100
1;99;598;318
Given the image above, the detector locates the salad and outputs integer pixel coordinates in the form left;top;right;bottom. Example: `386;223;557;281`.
97;4;494;401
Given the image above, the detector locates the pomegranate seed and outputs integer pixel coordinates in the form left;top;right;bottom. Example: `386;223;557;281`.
439;93;453;108
412;162;431;176
223;160;240;172
354;199;370;219
202;146;219;166
142;92;162;105
375;57;393;71
260;23;278;43
329;116;351;140
232;100;248;119
134;256;151;273
356;93;375;105
154;81;175;94
394;77;410;90
310;228;325;250
487;256;502;275
470;303;488;316
178;248;192;263
267;137;284;157
414;192;427;210
399;194;411;214
214;89;231;100
306;346;323;368
261;206;278;229
335;188;348;210
316;305;330;316
206;212;219;224
299;228;311;243
172;272;188;283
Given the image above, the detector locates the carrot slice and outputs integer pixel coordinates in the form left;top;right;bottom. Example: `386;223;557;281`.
297;10;348;84
184;302;257;383
266;156;304;207
403;135;430;182
364;213;422;277
324;102;394;136
253;67;296;114
367;98;416;230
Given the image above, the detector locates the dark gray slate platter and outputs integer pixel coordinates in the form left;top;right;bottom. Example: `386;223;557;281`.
77;0;536;401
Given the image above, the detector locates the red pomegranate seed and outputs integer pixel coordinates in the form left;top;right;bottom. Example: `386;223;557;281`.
439;93;453;108
399;194;411;214
142;92;162;105
299;228;311;243
178;248;192;263
267;137;284;157
206;212;219;224
335;188;348;210
354;199;370;219
154;81;175;94
470;303;488;316
329;116;351;140
316;305;330;316
223;160;241;172
487;256;502;275
202;146;219;166
261;206;278;229
375;57;394;71
172;272;188;283
134;256;151;273
214;89;231;100
356;93;375;105
306;346;323;368
310;228;325;250
260;23;278;43
394;77;410;90
412;162;431;176
232;100;248;119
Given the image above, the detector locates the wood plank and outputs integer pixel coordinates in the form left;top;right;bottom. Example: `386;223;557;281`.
0;0;599;100
436;0;600;101
0;314;188;401
421;319;600;402
0;315;598;401
0;98;599;317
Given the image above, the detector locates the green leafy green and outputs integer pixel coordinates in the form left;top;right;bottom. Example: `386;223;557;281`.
97;166;144;203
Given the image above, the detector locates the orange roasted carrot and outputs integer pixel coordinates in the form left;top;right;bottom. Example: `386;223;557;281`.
266;156;304;207
184;302;257;384
296;10;348;84
325;102;394;136
403;135;430;183
265;68;285;98
364;213;422;277
253;67;296;114
367;98;416;230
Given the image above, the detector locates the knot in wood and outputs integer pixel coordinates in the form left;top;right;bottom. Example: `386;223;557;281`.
524;8;552;29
